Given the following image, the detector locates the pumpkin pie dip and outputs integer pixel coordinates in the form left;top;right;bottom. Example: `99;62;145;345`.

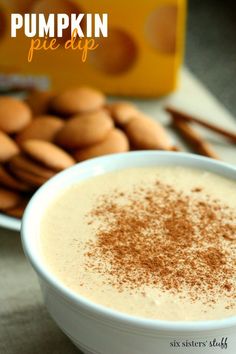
40;166;236;321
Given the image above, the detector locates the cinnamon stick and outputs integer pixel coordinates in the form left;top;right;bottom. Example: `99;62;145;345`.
172;119;219;159
166;106;236;143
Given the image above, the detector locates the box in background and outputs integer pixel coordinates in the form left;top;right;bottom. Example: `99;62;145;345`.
0;0;186;97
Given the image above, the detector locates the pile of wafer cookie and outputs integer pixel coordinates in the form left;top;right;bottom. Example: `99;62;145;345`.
0;86;175;219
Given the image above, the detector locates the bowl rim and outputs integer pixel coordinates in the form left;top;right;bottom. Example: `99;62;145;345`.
21;151;236;332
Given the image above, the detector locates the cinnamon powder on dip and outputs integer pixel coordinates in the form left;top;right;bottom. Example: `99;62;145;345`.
40;166;236;321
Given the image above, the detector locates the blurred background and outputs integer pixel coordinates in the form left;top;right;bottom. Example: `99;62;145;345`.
1;0;236;116
187;0;236;116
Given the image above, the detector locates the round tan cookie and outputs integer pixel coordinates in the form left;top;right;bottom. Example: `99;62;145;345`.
108;101;140;125
49;86;106;116
124;115;172;150
8;154;56;180
25;90;54;116
0;187;21;210
55;111;114;149
16;115;64;143
0;165;31;191
9;168;48;188
0;131;19;163
21;139;75;171
0;97;32;133
5;198;29;218
74;129;129;162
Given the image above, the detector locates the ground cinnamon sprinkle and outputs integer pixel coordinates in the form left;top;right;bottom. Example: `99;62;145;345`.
85;180;236;307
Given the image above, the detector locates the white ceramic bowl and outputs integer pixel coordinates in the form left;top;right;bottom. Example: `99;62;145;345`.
21;151;236;354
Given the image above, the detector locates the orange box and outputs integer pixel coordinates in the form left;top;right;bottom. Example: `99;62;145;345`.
0;0;186;97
